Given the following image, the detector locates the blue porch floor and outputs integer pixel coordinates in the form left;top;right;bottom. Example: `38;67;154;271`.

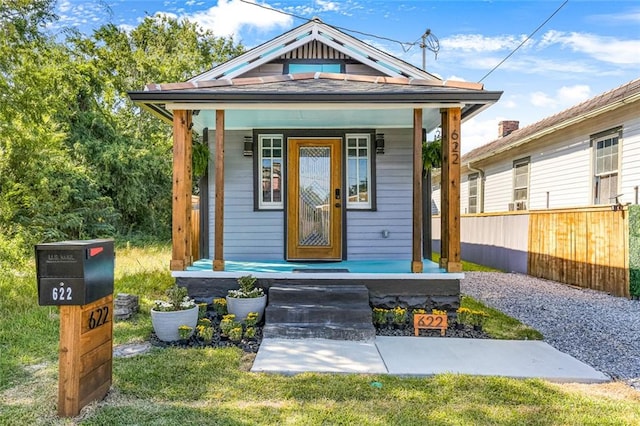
187;259;446;274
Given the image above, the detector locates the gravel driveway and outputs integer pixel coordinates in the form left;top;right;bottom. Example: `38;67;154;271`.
461;272;640;384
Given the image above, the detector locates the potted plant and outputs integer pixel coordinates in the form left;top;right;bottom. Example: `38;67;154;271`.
391;306;407;329
226;275;267;322
150;285;198;342
372;308;389;328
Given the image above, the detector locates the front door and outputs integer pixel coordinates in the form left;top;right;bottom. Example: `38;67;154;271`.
287;138;342;260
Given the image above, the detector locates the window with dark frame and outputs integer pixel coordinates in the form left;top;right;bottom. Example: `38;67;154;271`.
284;61;345;74
254;131;377;211
346;133;372;209
258;134;283;209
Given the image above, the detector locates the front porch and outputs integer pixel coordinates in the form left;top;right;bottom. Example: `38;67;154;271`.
175;258;462;310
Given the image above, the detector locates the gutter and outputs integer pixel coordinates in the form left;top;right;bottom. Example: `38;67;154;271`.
128;90;503;104
466;92;640;164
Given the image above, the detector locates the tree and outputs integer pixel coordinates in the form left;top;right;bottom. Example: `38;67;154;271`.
0;4;244;265
65;15;244;236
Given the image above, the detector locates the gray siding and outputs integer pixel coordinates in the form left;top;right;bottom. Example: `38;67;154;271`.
238;63;284;78
621;116;640;205
345;63;385;76
208;130;284;260
347;128;413;259
208;128;415;261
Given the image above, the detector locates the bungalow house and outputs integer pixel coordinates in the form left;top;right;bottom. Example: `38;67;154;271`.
431;78;640;297
129;19;502;335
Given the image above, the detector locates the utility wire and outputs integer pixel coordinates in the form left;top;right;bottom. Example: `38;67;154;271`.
239;0;419;52
478;0;569;83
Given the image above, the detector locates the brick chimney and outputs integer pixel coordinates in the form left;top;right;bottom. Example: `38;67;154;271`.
498;120;519;138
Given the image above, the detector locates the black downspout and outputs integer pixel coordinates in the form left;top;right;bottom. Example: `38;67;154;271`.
422;169;432;260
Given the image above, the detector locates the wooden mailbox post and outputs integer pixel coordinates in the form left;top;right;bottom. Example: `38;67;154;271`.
36;239;115;417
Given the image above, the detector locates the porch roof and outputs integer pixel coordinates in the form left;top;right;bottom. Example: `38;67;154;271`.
129;72;502;131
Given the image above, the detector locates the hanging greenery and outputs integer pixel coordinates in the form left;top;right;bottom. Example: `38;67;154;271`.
192;137;210;180
422;138;442;176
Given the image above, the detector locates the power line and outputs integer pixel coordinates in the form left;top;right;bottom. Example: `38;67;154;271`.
239;0;420;52
478;0;569;83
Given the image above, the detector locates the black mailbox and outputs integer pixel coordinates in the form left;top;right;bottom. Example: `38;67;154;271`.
36;239;114;306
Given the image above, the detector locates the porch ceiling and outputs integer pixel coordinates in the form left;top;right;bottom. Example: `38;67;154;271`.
183;107;445;133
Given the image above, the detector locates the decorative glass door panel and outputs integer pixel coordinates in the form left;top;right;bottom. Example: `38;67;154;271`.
287;139;342;260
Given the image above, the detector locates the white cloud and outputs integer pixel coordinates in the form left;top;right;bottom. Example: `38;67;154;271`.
316;0;341;12
286;0;352;17
588;8;640;24
530;85;591;109
58;0;72;13
441;34;528;53
181;0;292;38
461;116;505;154
539;30;640;66
530;91;557;108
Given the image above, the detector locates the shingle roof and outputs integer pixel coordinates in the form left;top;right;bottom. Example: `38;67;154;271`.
146;72;485;92
462;78;640;164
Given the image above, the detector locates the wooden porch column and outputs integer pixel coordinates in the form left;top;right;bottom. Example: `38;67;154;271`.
213;110;225;271
412;108;424;273
439;110;449;269
170;110;193;271
440;107;462;273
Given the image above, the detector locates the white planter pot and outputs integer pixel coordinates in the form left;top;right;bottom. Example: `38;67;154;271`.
150;305;199;342
226;294;267;322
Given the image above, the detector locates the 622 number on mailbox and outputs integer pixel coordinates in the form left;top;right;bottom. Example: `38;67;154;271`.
52;283;73;302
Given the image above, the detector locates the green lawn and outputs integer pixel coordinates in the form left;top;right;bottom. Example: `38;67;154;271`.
1;243;638;425
431;252;501;272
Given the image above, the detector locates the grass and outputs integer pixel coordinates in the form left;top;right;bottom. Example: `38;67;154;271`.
461;295;543;340
1;242;639;424
431;252;501;272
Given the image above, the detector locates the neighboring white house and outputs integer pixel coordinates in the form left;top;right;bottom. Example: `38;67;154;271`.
433;78;640;214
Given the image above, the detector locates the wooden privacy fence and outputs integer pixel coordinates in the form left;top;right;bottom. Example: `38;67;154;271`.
528;207;629;298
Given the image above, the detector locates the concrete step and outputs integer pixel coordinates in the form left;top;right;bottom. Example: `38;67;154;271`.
263;284;375;341
262;324;375;341
265;304;372;324
267;284;370;305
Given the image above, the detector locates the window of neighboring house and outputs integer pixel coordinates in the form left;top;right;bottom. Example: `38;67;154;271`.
513;157;530;209
346;133;372;209
468;173;479;213
285;62;344;74
258;134;283;209
593;128;620;205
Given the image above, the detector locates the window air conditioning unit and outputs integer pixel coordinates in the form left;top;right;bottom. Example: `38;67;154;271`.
515;201;527;211
508;202;515;211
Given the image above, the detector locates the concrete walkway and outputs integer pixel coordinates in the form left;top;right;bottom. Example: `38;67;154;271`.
251;337;610;383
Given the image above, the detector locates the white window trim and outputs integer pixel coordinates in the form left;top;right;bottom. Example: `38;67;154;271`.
512;157;530;204
258;134;284;210
468;173;478;214
345;133;372;209
592;128;621;205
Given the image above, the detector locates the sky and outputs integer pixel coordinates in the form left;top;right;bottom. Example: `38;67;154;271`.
53;0;640;154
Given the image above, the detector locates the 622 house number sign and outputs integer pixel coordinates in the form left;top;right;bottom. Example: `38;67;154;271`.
87;305;110;330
